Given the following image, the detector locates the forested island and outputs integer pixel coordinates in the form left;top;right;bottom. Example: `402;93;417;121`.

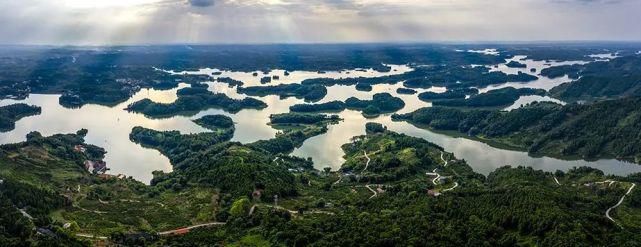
431;87;546;108
126;87;267;117
0;104;41;132
355;83;373;92
289;93;405;117
418;88;479;101
545;56;641;101
396;88;417;95
393;97;641;162
301;65;538;90
506;61;527;68
237;84;327;102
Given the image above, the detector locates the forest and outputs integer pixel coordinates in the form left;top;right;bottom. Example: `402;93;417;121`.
289;93;405;117
0;103;41;132
546;56;641;101
237;84;327;102
418;88;479;101
1;118;641;246
430;87;546;108
394;97;641;162
126;87;267;117
3;44;641;246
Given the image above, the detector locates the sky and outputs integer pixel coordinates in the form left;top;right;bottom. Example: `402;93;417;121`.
1;0;641;45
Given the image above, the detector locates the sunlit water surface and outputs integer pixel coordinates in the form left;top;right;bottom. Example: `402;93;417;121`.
2;59;640;184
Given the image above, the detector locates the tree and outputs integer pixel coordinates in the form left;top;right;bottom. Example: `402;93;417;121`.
230;198;251;217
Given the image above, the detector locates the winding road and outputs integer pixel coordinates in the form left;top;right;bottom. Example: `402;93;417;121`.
363;151;371;172
553;177;561;186
424;151;459;192
440;152;449;166
365;184;377;199
605;182;636;228
426;168;441;185
442;182;459;192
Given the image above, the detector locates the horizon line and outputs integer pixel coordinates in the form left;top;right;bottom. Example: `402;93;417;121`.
2;40;641;48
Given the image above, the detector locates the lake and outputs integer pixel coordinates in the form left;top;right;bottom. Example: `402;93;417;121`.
2;54;639;183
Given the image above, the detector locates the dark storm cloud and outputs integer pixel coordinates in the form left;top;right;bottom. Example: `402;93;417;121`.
188;0;215;7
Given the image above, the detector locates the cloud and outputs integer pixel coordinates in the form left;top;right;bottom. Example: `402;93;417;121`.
0;0;640;45
188;0;215;7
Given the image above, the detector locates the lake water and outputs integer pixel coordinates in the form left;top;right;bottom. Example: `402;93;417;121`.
2;58;640;183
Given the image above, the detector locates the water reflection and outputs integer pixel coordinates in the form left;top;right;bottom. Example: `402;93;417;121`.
504;95;566;111
293;112;641;176
165;64;413;87
1;60;640;184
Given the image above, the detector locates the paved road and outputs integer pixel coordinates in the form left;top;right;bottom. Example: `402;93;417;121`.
158;222;226;236
440;152;449;166
427;167;441;185
363;151;371;172
75;233;108;240
605;182;636;228
553;177;561;185
442;182;459;192
365;184;377;199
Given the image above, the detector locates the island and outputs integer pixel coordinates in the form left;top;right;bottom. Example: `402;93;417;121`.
396;88;417;95
393;97;641;162
125;87;267;117
431;87;545;108
355;83;373;92
0;104;41;132
237;84;327;102
506;61;527;68
289;93;406;117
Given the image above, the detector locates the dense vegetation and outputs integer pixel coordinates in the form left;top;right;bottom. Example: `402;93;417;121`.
431;87;546;108
126;87;267;117
546;56;641;100
0;103;41;132
192;114;235;131
290;101;346;113
289;93;405;117
417;88;479;102
345;93;406;116
1;44;636;107
355;83;373;92
215;77;243;87
365;122;386;134
396;88;417;95
3;124;641;246
302;65;538;90
250;113;340;154
238;84;327;102
394;97;641;162
269;113;340;125
151;130;641;246
4;44;641;246
0;130;106;246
